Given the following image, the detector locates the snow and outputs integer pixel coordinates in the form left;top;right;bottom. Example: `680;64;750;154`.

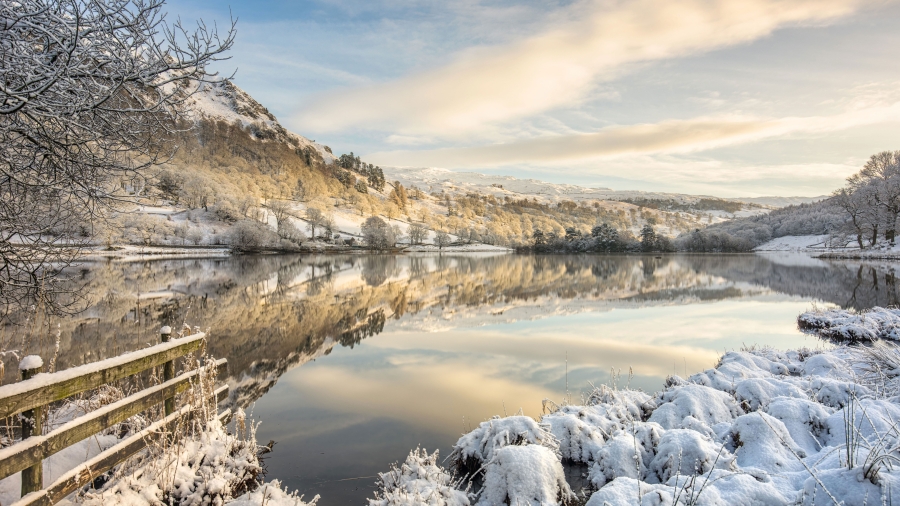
753;235;830;252
798;306;900;342
405;244;512;253
186;79;334;165
378;343;900;505
77;415;311;506
18;355;43;371
229;481;319;506
477;445;574;506
0;333;205;400
370;448;471;506
449;415;557;472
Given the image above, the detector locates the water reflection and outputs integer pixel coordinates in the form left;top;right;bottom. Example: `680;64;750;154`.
4;253;899;504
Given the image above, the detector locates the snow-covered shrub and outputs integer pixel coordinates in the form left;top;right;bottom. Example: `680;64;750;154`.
449;415;558;473
763;398;831;453
734;377;808;411
80;417;269;505
544;413;605;463
370;448;472;506
229;480;318;506
725;412;805;473
647;384;742;429
588;423;660;488
798;307;900;342
647;429;735;484
477;445;575;506
383;343;900;506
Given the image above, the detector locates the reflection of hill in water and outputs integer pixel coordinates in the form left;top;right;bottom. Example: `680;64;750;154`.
5;253;897;408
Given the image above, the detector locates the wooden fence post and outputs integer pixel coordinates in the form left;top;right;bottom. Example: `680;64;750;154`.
160;326;174;416
20;355;43;497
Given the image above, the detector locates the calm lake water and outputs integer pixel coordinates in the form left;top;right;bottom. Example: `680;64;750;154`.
6;252;900;504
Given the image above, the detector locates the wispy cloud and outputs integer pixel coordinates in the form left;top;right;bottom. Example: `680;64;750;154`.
364;102;900;167
293;0;870;136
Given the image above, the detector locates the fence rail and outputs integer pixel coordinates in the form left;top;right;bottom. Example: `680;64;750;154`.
0;327;228;505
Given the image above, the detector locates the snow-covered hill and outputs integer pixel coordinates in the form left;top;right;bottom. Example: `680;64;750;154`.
381;166;784;219
186;79;336;164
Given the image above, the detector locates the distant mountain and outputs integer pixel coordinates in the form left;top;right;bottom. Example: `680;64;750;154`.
730;196;828;208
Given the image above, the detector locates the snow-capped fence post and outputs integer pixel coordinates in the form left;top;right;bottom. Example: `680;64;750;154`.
19;356;44;496
161;326;175;416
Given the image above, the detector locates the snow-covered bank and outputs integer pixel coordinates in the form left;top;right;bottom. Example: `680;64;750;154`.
753;235;829;252
373;344;900;505
403;243;512;253
799;307;900;342
80;244;232;261
754;234;900;260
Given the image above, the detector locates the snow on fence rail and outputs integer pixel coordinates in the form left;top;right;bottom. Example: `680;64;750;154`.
0;327;229;505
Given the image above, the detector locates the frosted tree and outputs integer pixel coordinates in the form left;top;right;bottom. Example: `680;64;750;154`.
305;207;326;239
408;223;427;245
434;230;451;249
847;151;900;244
361;216;396;250
0;0;235;317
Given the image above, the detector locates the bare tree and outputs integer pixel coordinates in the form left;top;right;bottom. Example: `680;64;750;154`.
0;0;235;318
848;151;900;244
434;231;451;249
305;207;326;239
268;200;293;231
408;223;427;245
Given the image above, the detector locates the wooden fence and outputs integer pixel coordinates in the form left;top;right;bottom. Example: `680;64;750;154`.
0;326;229;506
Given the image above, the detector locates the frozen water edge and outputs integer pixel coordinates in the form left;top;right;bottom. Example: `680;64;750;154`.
373;344;900;505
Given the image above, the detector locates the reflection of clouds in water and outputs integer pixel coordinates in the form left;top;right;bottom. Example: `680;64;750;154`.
282;354;558;434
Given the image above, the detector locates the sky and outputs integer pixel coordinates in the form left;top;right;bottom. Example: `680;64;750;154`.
168;0;900;197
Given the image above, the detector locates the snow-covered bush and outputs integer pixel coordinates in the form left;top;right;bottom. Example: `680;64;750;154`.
80;411;304;506
449;415;558;473
381;344;900;506
370;448;472;506
477;445;575;506
799;306;900;342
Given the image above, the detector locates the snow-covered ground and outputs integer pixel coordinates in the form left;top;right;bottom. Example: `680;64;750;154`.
755;234;900;260
374;343;900;505
82;244;231;261
404;243;511;253
753;235;830;252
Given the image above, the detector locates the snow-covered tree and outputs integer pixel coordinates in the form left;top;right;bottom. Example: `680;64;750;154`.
361;216;396;250
408;223;427;245
0;0;234;317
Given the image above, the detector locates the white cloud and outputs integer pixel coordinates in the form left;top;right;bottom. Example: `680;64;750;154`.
364;101;900;167
293;0;871;136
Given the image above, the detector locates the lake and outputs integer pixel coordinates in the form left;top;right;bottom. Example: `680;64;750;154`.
5;252;898;504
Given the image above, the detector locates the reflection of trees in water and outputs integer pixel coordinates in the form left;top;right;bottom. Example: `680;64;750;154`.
15;252;900;403
683;255;900;310
361;255;399;287
337;309;386;349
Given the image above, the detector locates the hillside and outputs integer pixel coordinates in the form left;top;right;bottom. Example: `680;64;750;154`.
95;79;811;251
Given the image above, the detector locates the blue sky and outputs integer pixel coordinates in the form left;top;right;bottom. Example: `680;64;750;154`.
169;0;900;197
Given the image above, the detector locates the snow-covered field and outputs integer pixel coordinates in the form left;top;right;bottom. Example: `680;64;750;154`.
373;342;900;505
753;235;830;252
754;234;900;260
